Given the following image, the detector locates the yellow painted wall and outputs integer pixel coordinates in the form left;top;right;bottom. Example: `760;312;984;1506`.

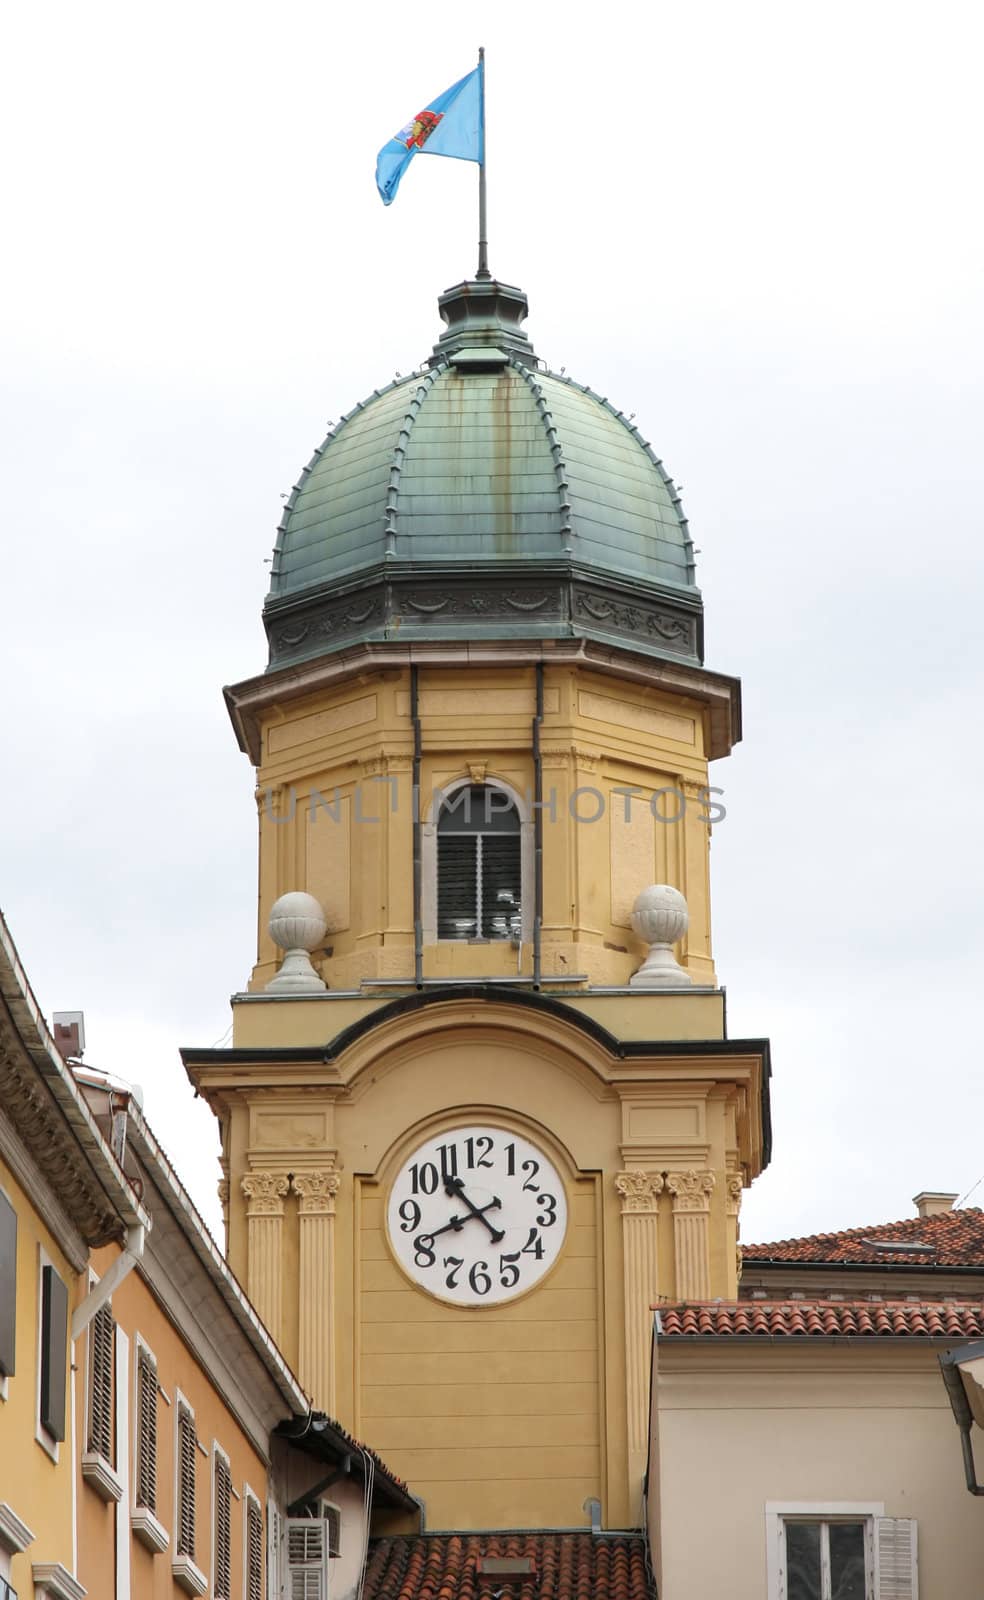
0;1155;78;1597
358;1159;602;1529
76;1243;268;1600
248;662;722;991
652;1342;984;1599
199;999;764;1532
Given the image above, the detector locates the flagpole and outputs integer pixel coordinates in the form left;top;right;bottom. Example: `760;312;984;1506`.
477;46;490;279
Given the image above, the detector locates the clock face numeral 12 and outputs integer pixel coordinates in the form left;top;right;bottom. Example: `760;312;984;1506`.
386;1125;568;1306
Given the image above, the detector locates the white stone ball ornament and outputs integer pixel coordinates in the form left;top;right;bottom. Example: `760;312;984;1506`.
630;884;692;988
265;892;328;993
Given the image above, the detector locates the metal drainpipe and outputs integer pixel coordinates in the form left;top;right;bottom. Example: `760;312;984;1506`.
411;665;424;987
532;662;544;988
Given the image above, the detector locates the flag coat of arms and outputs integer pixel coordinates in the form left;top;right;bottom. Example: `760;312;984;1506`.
376;63;484;206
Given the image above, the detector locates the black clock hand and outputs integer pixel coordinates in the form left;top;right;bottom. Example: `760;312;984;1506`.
426;1213;467;1241
445;1177;505;1244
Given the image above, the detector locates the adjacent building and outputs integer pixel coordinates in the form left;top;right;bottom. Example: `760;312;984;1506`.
0;908;416;1600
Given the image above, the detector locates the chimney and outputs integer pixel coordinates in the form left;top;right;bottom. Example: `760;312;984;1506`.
913;1191;959;1219
52;1011;85;1060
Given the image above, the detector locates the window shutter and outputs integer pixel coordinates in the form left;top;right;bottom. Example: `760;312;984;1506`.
214;1454;232;1600
876;1518;918;1599
246;1497;264;1600
40;1263;68;1441
177;1407;197;1558
324;1504;340;1558
437;835;479;939
136;1350;158;1512
267;1502;282;1600
480;833;521;938
87;1302;115;1462
286;1519;328;1600
0;1189;16;1377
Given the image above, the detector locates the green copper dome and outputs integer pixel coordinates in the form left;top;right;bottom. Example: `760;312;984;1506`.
264;280;702;669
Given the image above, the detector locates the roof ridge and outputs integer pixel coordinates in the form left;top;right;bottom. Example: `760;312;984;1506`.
509;357;573;553
383;364;448;557
268;373;416;589
538;368;696;583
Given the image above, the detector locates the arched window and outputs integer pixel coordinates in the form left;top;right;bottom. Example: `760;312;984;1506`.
436;785;522;941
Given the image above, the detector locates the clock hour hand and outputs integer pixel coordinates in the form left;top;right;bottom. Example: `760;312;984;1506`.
444;1177;505;1244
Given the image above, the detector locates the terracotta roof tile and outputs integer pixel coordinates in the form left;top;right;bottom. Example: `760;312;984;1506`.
742;1207;984;1266
362;1532;654;1600
657;1299;984;1339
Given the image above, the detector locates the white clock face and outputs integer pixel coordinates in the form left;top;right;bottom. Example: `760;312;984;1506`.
387;1125;568;1306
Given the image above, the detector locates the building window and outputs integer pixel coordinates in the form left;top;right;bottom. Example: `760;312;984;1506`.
322;1503;340;1559
213;1450;232;1600
767;1506;917;1600
135;1345;158;1512
87;1303;115;1464
176;1402;197;1559
783;1518;868;1598
437;785;522;940
244;1491;263;1600
0;1188;16;1382
39;1262;68;1443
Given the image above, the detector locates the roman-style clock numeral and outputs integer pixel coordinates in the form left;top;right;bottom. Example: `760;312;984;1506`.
387;1126;568;1306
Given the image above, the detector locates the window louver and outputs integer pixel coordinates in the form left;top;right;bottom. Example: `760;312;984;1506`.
437;786;521;940
136;1350;158;1512
246;1496;263;1600
286;1519;328;1600
214;1454;232;1600
177;1407;197;1558
87;1303;114;1462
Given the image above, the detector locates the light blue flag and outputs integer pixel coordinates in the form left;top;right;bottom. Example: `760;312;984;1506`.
376;63;484;206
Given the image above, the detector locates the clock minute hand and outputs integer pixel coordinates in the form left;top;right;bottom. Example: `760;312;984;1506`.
426;1213;467;1242
445;1177;506;1244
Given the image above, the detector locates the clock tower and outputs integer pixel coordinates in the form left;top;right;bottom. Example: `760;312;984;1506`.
183;276;770;1531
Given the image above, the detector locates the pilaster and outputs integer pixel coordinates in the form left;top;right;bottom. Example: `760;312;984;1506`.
726;1171;744;1296
615;1171;664;1455
240;1171;289;1342
666;1169;715;1299
292;1167;341;1411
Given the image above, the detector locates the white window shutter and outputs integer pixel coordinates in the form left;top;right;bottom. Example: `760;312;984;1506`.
286;1518;328;1600
876;1518;918;1599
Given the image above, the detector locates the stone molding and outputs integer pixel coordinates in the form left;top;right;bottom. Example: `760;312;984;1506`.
241;1171;290;1216
0;1041;121;1254
0;1501;35;1554
666;1170;716;1212
292;1169;341;1216
615;1171;664;1214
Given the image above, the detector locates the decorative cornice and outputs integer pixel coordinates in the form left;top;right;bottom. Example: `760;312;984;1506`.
292;1169;341;1216
0;1102;88;1271
615;1170;664;1215
32;1564;87;1600
666;1170;716;1212
0;1043;120;1253
0;1500;35;1554
241;1171;289;1216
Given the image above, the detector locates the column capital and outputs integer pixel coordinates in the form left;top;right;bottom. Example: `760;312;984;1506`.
666;1169;715;1212
217;1178;230;1208
615;1170;664;1214
725;1173;744;1217
241;1170;290;1216
292;1168;342;1216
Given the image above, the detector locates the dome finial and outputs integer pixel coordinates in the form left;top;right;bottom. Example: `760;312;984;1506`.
430;276;535;366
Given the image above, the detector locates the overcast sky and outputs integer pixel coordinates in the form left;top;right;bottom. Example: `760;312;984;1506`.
2;0;982;1252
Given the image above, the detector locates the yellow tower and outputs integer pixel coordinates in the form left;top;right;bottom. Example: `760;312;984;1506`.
184;276;770;1530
